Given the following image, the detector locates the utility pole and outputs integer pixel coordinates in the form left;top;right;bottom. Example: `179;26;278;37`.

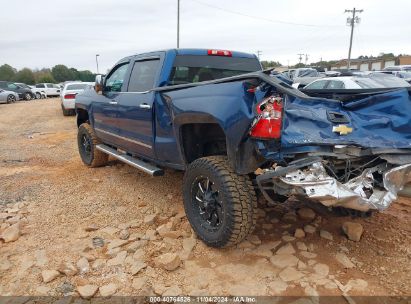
305;54;309;67
297;53;304;65
345;8;363;69
95;54;100;74
177;0;180;48
256;50;262;60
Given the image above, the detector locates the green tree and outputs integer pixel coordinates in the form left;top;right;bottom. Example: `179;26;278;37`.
34;68;56;83
260;60;282;69
70;68;80;80
78;70;95;82
37;74;56;83
51;64;74;82
293;63;305;68
13;68;35;84
0;64;17;81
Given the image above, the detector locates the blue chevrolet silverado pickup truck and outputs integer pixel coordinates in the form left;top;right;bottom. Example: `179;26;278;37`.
75;48;411;248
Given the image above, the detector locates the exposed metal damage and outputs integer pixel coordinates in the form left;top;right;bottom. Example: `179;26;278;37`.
257;159;411;212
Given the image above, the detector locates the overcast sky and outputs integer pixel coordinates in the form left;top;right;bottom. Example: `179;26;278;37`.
1;0;410;73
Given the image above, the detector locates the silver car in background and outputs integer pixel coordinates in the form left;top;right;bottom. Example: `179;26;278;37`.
0;89;19;104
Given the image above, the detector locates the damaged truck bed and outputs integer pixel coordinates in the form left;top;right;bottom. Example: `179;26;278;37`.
252;74;411;212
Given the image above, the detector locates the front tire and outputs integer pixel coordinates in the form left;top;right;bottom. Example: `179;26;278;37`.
7;95;16;104
77;123;108;167
24;93;32;100
183;156;257;248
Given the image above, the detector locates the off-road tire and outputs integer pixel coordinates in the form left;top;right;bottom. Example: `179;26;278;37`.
183;156;257;248
77;123;108;167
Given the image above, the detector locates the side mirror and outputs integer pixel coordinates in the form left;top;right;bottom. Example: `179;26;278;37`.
95;75;105;94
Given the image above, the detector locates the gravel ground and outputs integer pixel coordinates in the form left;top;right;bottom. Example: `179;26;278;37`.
0;98;410;298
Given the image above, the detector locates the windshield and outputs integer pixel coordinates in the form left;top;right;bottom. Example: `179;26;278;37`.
168;55;261;85
296;69;319;77
66;84;89;90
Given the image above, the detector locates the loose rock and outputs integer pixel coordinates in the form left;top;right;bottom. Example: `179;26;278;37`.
276;243;296;255
107;251;127;267
42;270;60;283
58;262;78;276
36;286;51;295
99;283;117;297
345;279;368;291
119;229;130;240
336;252;355;268
77;284;98;299
35;250;48;267
313;263;329;277
282;235;296;242
296;242;308;251
342;222;364;242
279;267;305;281
162;285;182;296
1;223;20;242
130;261;147;275
300;251;317;259
268;279;288;295
294;229;305;239
132;277;148;290
320;230;333;241
282;212;297;223
297;208;316;221
154;253;181;271
107;239;129;251
76;257;90;274
304;225;316;234
270;254;299;269
144;214;157;225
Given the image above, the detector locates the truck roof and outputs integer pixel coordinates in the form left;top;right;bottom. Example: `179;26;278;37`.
117;48;258;64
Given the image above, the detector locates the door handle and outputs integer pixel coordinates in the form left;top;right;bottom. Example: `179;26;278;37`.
109;100;118;105
139;103;151;109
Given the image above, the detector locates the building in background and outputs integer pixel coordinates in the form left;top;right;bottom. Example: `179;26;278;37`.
330;55;411;71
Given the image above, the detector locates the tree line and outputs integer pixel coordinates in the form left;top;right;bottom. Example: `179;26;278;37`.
0;64;95;84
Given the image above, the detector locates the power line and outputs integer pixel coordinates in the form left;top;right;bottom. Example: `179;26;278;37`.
190;0;343;28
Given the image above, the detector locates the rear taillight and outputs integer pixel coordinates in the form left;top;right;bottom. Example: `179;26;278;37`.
64;93;76;99
207;49;232;57
250;96;283;139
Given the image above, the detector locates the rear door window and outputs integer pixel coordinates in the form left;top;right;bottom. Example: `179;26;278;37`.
128;59;160;92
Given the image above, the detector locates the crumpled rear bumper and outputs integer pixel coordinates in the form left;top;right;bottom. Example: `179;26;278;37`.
257;161;411;211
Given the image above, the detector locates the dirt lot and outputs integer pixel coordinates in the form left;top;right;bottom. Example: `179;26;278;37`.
0;98;410;299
